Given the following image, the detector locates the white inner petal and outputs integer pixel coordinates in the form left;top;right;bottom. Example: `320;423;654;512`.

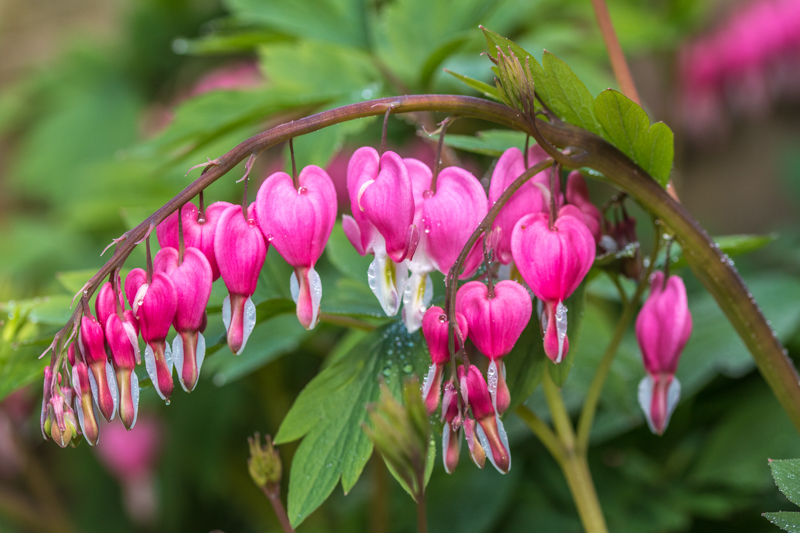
130;371;140;430
172;335;186;392
105;360;118;421
402;270;433;333
144;344;165;401
239;296;257;354
555;301;568;363
221;294;232;331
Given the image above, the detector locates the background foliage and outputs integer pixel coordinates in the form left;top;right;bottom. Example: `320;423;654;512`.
2;0;800;531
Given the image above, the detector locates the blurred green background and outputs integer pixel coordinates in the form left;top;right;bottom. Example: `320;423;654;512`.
2;0;800;531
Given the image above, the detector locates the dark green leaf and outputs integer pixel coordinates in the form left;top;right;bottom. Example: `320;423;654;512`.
765;512;800;532
204;314;310;386
275;321;430;527
771;460;800;507
504;317;547;410
444;70;502;101
321;278;385;318
325;223;373;281
594;89;674;186
547;281;587;386
419;35;470;90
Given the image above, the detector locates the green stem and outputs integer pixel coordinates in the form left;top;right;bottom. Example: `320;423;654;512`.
45;94;800;437
560;453;609;533
542;372;576;451
515;405;564;463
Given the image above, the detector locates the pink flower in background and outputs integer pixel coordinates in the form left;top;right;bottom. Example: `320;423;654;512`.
95;416;163;526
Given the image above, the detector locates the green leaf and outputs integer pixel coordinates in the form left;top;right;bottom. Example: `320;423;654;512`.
204;314;309;386
444;70;501;101
437;129;528;157
547;281;587;387
504;317;547;410
178;30;290;55
0;308;50;401
321;278;385;318
419;35;470;90
593;89;674;186
224;0;370;48
275;321;430;527
662;234;777;270
538;51;602;136
771;460;800;507
765;512;800;532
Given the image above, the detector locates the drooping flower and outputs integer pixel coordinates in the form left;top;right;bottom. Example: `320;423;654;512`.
44;387;79;448
154;247;213;391
441;380;461;474
127;271;178;402
415;165;488;278
421;306;468;414
71;360;100;445
343;148;418;316
458;364;510;474
635;271;692;435
95;278;125;332
255;166;337;330
565;171;602;243
215;204;266;354
511;207;595;363
78;312;118;421
157;201;234;280
106;312;140;429
456;280;532;414
489;145;553;264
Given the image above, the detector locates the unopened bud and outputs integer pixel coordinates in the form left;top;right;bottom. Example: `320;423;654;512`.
363;377;430;501
247;432;282;490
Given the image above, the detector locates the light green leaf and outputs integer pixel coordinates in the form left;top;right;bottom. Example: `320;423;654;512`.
594;89;674;186
437;129;528;157
765;512;800;532
538;51;602;135
443;70;501;101
504;316;547;410
275;321;430;527
224;0;370;48
771;460;800;507
204;314;309;386
419;35;470;90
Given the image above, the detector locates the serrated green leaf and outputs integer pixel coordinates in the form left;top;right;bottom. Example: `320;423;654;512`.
765;512;800;532
275;321;430;527
204;314;309;386
539;51;602;135
594;89;674;186
771;460;800;507
444;70;501;101
547;281;587;386
436;129;528;157
224;0;370;48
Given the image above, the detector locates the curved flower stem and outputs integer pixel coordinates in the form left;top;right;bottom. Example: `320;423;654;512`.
41;94;800;436
515;405;564;463
543;372;608;533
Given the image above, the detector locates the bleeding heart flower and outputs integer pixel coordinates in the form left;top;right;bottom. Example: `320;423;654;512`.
106;312;140;429
95;278;125;332
128;271;178;402
635;271;692;435
511;207;595;364
157;201;234;280
215;204;266;355
78;313;118;422
420;306;468;415
417;166;487;278
456;280;532;414
441;380;462;474
343;148;418;316
155;247;213;392
565;171;602;243
71;361;100;445
458;365;510;474
489;145;553;264
255;166;337;330
125;268;149;319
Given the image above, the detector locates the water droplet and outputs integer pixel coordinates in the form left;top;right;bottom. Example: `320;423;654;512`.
403;364;413;373
423;190;434;199
165;399;170;406
383;368;392;377
266;234;275;242
298;186;308;195
438;314;447;323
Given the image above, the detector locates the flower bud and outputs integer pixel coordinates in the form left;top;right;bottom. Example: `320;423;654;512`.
215;204;266;355
45;389;79;448
95;278;124;332
458;365;510;474
420;306;468;414
462;417;486;469
157;201;234;280
363;378;430;501
636;271;692;435
40;366;53;440
256;166;337;330
79;314;118;421
155;246;213;392
511;208;595;363
71;361;100;445
248;432;282;490
489;146;552;264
